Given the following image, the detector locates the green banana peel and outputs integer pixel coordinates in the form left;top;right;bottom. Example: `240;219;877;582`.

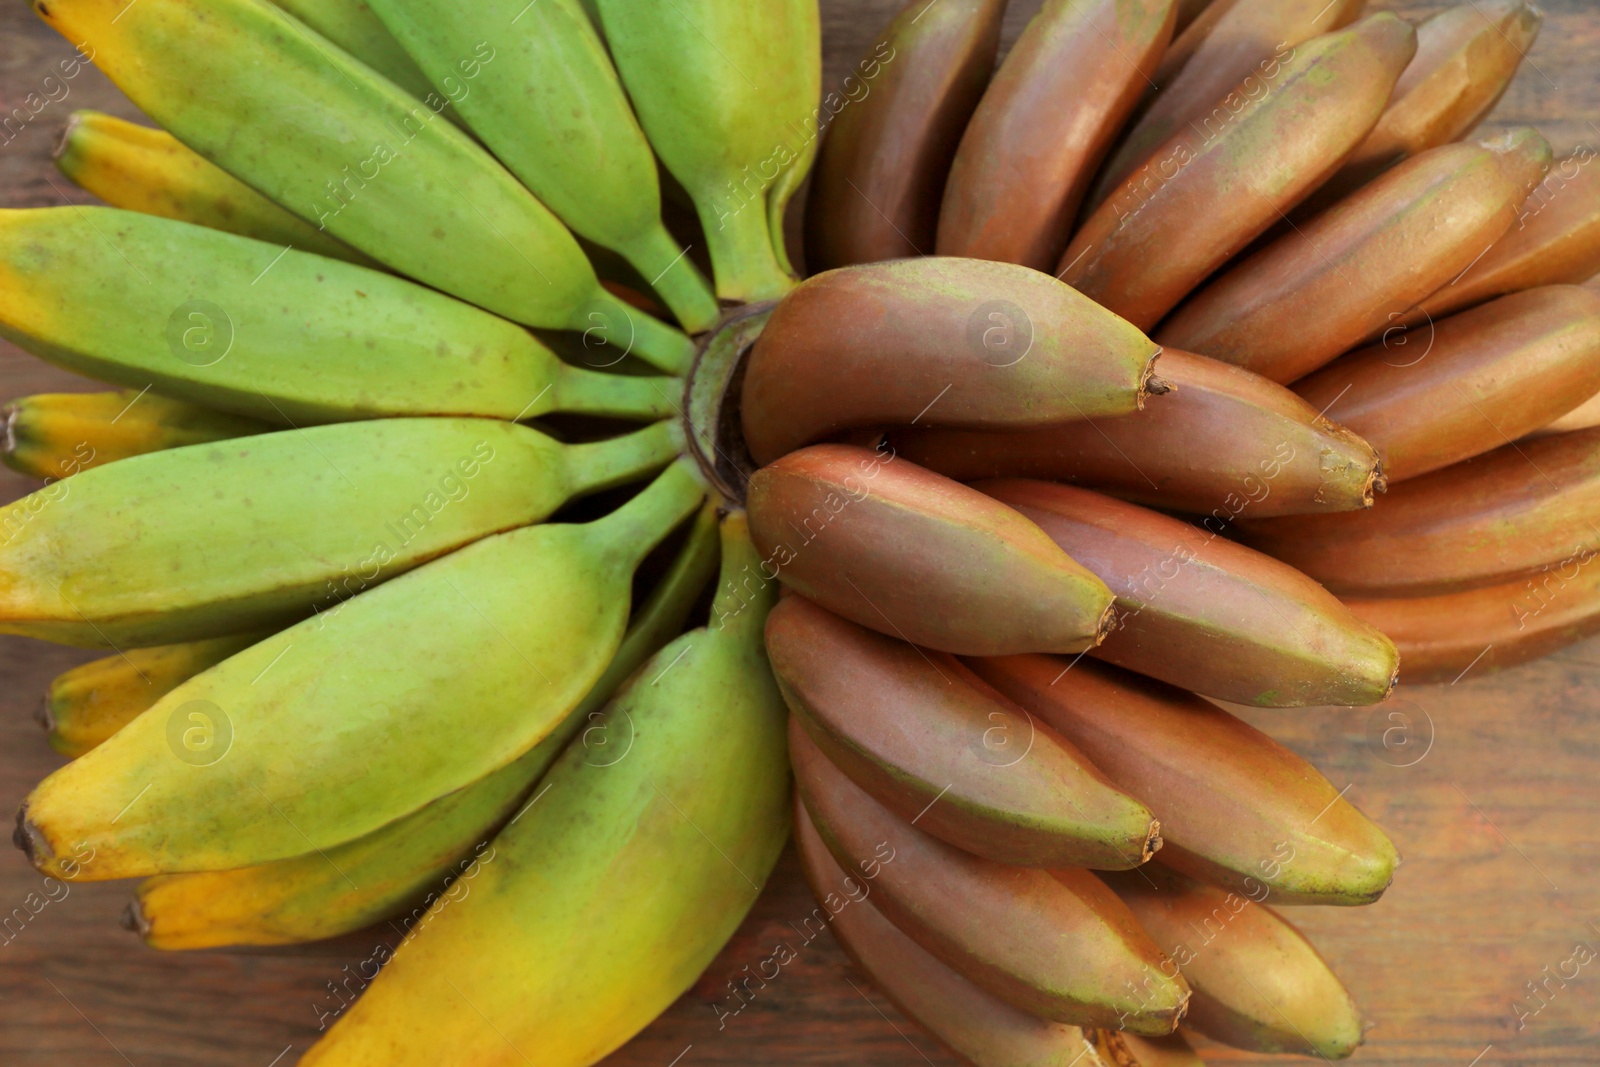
266;0;440;105
0;208;679;425
299;511;790;1067
595;0;821;302
0;418;683;647
129;502;722;949
367;0;720;332
32;0;695;373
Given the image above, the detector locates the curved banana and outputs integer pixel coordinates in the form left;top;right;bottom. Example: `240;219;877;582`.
2;390;268;481
32;0;695;373
55;111;372;265
594;0;820;301
266;0;438;103
16;460;708;880
299;511;789;1067
0;418;681;647
130;503;721;949
0;208;678;425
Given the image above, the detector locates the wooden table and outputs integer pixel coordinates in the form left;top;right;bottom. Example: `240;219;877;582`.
2;1;1598;1063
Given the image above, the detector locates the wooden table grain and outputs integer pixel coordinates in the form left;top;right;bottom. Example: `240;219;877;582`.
2;1;1598;1063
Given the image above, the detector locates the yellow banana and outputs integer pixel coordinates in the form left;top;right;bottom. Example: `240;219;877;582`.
299;511;789;1067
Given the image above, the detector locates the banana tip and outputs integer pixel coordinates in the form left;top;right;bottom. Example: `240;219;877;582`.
52;112;82;162
120;898;150;938
1141;820;1163;863
1094;602;1120;647
34;694;52;733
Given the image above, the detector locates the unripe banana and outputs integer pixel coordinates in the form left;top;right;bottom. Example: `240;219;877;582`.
890;348;1383;517
365;0;718;331
15;460;708;879
32;0;695;373
970;655;1400;906
1102;866;1365;1058
804;0;1005;271
937;0;1177;270
2;390;267;481
266;0;438;103
979;480;1398;707
0;417;681;647
1063;14;1416;330
746;444;1117;656
42;633;267;759
1296;287;1600;482
299;512;790;1067
1159;131;1553;383
768;594;1160;869
593;0;820;301
794;801;1108;1067
793;719;1190;1034
0;208;678;424
129;504;721;949
54;111;372;265
740;258;1164;466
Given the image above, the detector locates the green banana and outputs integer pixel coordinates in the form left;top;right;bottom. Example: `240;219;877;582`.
266;0;439;103
366;0;719;332
0;208;678;425
0;417;681;647
594;0;821;301
3;390;268;481
129;503;721;949
33;0;695;373
55;111;373;265
42;633;268;759
299;511;789;1067
17;460;708;880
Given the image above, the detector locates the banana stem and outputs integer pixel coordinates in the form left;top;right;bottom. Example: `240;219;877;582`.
591;458;708;568
622;222;721;335
576;291;697;376
696;193;796;304
563;420;685;498
552;364;682;421
709;511;777;641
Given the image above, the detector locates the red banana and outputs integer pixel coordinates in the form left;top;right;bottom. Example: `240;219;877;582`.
979;479;1399;707
969;655;1401;906
803;0;1006;271
768;594;1160;869
936;0;1177;270
1061;13;1416;330
1295;286;1600;482
1097;1031;1206;1065
741;256;1162;465
890;348;1383;517
791;717;1191;1034
1240;427;1600;596
1158;130;1553;383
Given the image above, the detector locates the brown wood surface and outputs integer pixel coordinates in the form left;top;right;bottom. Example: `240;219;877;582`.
2;1;1598;1063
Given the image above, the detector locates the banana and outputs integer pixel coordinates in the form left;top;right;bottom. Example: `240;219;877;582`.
937;0;1177;270
266;0;438;103
298;511;789;1067
32;0;695;373
0;208;678;424
0;417;681;647
1319;0;1543;204
1088;0;1368;210
130;503;721;949
1541;390;1600;436
1062;14;1416;330
1102;866;1364;1058
1295;287;1600;482
768;594;1160;869
364;0;719;332
14;459;708;880
1158;130;1553;383
804;0;1005;271
42;633;267;759
1093;1030;1206;1066
794;801;1109;1067
1240;427;1600;596
890;348;1382;518
978;480;1398;707
54;111;373;265
793;718;1189;1035
969;656;1400;906
741;257;1164;466
593;0;819;302
1405;149;1600;326
746;444;1117;656
2;390;267;481
1172;0;1218;35
1346;560;1600;685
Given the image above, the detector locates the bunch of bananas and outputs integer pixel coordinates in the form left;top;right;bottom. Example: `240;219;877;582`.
0;0;1595;1063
